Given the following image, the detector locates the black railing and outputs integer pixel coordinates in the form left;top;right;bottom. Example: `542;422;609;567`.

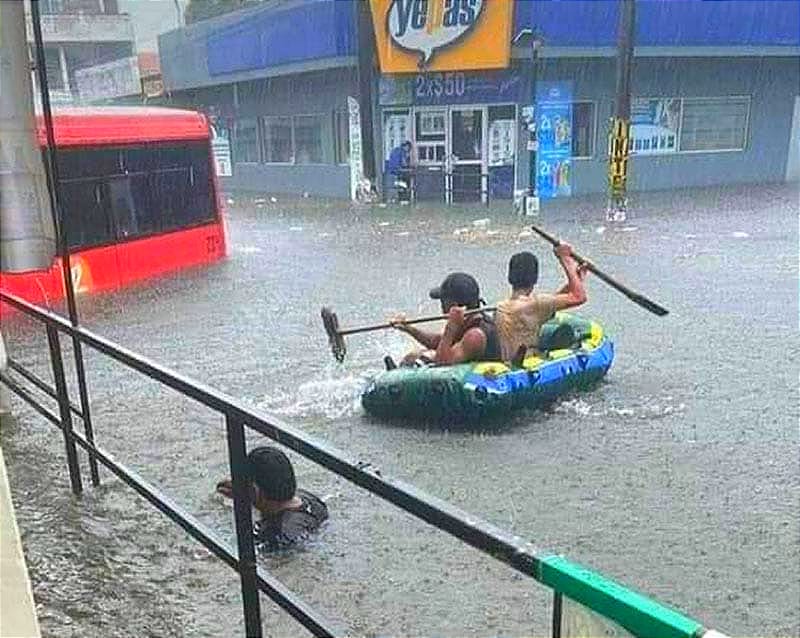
1;290;549;637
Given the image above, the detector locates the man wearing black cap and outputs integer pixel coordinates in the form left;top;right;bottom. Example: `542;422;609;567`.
216;446;328;550
389;272;501;366
496;244;587;365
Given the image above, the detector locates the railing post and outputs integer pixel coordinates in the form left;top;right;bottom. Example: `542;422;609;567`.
551;591;563;638
225;414;263;638
46;326;82;495
72;338;100;486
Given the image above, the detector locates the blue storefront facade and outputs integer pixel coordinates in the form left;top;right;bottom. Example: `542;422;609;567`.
158;0;800;200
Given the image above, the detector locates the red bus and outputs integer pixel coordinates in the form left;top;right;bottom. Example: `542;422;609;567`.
0;107;227;316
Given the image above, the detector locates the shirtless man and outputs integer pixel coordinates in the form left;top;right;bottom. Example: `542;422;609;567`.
495;246;587;366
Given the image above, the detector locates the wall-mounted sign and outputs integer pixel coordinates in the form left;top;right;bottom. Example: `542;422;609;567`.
369;0;512;73
378;69;522;106
630;98;681;155
536;82;573;200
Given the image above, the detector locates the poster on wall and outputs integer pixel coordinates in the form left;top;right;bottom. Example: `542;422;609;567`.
536;82;573;199
347;96;365;201
369;0;513;73
630;98;681;155
488;119;515;167
210;121;232;177
383;112;411;161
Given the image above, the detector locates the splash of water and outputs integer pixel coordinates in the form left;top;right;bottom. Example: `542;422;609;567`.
256;373;368;421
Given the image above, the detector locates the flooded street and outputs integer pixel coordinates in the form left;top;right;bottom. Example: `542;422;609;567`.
2;183;798;637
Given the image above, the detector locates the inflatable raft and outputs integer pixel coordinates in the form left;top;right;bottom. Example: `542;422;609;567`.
361;313;613;423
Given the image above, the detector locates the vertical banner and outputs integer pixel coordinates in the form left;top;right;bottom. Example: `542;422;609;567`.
536;82;573;200
347;96;365;201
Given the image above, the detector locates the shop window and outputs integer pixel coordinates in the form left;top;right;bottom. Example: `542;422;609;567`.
383;110;411;162
572;102;596;158
262;116;293;163
334;110;350;164
294;115;324;164
680;97;749;152
488;105;516;167
233;117;261;163
629;98;681;155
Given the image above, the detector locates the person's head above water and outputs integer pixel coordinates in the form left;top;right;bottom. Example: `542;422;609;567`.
508;252;539;291
429;272;481;311
248;446;296;502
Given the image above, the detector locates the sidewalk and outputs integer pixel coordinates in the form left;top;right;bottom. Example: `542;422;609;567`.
0;439;40;638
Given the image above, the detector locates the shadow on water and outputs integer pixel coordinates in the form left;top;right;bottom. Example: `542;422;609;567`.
2;183;799;637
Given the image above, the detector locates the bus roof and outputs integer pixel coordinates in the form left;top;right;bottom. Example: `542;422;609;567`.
36;107;210;147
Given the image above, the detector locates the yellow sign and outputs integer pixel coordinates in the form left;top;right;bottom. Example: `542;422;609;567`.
370;0;512;73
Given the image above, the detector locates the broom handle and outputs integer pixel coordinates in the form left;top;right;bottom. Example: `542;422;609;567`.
338;307;497;337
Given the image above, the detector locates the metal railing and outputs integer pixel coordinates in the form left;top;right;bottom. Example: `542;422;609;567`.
0;289;722;638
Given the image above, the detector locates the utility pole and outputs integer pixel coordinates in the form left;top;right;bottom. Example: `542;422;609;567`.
356;0;377;186
607;0;636;222
513;28;543;216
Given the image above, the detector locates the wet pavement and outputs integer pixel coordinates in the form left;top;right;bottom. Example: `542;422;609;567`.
1;182;798;637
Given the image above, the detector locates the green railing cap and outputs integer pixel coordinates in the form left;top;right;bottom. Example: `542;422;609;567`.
538;554;705;638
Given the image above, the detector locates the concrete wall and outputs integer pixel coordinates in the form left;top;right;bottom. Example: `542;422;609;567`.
515;56;800;196
167;68;358;197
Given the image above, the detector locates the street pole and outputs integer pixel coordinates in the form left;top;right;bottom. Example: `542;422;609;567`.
356;0;377;187
607;0;636;222
528;34;540;215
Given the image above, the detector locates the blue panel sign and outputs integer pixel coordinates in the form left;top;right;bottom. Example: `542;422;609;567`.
379;70;523;106
536;81;573;200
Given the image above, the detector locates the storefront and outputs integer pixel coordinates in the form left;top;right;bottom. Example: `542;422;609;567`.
379;69;523;202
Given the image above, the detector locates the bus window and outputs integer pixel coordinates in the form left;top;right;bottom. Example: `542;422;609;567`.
61;180;115;250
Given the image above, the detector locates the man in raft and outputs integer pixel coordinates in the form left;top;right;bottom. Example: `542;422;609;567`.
387;272;502;368
496;244;588;366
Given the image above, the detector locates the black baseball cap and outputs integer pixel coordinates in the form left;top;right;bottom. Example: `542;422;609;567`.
429;272;481;309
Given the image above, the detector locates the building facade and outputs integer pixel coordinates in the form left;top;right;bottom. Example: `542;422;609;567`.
28;0;136;104
158;0;800;200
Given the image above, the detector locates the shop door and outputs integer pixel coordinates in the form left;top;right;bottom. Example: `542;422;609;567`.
448;108;486;203
413;109;448;202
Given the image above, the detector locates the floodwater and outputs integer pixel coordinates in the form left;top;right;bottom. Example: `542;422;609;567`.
1;183;798;637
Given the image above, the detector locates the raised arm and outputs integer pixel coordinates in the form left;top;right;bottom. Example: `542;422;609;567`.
551;243;587;311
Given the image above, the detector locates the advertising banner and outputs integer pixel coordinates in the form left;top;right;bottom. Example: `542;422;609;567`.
536;82;573;199
369;0;512;73
630;98;681;155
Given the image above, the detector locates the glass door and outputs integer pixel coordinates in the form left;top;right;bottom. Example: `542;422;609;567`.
448;108;486;203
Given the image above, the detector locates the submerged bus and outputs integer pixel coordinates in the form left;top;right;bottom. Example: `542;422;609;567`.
0;107;227;315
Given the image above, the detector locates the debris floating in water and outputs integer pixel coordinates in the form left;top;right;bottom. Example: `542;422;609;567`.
472;218;491;228
731;231;750;238
226;198;235;205
378;221;391;227
596;226;606;234
396;231;411;237
517;229;533;239
270;196;278;203
453;227;470;236
289;226;303;232
620;226;638;233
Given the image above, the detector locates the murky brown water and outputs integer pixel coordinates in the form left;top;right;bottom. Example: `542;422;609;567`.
2;183;798;637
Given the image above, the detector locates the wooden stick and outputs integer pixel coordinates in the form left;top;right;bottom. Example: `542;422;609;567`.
530;224;669;317
337;306;497;337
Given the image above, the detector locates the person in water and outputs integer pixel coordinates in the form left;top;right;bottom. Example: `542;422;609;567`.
495;245;587;366
388;272;501;367
216;446;328;550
